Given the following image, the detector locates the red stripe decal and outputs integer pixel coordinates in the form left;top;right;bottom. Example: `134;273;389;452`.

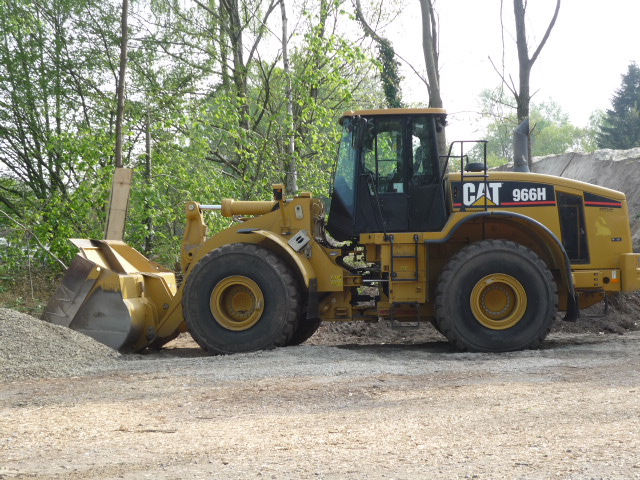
500;201;557;206
585;201;621;207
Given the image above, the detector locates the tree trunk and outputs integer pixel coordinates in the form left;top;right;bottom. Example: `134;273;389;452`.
114;0;129;168
418;0;446;152
280;0;297;194
144;111;153;254
354;0;402;108
419;0;441;109
512;0;560;169
223;0;250;130
218;0;230;89
106;0;131;241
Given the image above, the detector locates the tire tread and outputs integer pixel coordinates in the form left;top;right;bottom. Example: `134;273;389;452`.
435;239;558;352
183;243;300;354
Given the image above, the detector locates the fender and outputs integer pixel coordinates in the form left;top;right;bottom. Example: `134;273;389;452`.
237;228;315;289
184;226;316;289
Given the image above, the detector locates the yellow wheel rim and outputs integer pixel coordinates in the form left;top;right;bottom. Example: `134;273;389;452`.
210;276;264;331
470;274;527;330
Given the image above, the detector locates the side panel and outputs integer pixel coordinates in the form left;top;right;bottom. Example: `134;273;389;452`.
449;174;635;271
451;179;557;210
582;193;635;268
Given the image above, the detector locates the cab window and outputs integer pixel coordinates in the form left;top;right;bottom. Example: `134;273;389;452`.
362;118;404;194
410;117;437;185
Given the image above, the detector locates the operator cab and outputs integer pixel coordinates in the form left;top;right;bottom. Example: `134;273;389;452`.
327;108;448;241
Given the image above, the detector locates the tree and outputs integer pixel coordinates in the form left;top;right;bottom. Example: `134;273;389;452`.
418;0;441;110
105;0;132;241
478;88;592;165
0;0;386;275
417;0;447;153
582;110;604;152
0;0;124;267
597;62;640;150
280;0;297;193
114;0;129;169
530;101;584;156
353;0;403;108
491;0;560;169
117;0;382;262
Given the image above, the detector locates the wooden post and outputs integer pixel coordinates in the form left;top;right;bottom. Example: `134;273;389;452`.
105;167;133;241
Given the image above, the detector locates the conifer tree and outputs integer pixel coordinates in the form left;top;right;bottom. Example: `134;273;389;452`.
597;62;640;149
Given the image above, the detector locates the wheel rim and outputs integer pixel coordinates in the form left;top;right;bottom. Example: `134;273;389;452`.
210;276;264;331
470;274;527;330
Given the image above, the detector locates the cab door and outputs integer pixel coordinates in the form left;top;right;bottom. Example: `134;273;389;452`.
356;116;409;233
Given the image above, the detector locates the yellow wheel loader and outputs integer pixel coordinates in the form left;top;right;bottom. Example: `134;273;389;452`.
43;108;640;353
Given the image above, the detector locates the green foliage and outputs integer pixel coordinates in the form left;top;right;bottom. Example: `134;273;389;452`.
0;0;121;278
0;0;386;278
529;101;584;156
478;88;595;166
597;62;640;150
376;40;403;108
581;110;605;153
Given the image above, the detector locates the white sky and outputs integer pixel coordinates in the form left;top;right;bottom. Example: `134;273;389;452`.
389;0;640;140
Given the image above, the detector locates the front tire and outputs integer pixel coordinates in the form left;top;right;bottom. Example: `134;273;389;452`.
183;243;300;354
435;239;557;352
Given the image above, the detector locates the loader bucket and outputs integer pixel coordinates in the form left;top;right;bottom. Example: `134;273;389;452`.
42;239;178;353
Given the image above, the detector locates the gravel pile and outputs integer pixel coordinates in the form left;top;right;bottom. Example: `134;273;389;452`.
0;308;122;382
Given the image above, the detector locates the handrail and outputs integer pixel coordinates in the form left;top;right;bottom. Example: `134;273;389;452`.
441;140;489;211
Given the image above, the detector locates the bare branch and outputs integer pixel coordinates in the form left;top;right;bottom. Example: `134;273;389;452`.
395;52;429;89
488;55;517;98
353;0;385;44
0;210;68;270
191;0;218;17
529;0;561;67
246;0;280;67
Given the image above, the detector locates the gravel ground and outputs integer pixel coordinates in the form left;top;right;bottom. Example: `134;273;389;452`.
2;332;640;479
2;296;638;383
2;307;640;479
0;308;121;382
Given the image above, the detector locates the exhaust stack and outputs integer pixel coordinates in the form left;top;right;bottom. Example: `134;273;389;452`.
513;117;530;172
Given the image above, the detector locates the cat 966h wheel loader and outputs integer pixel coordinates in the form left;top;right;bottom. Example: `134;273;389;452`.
43;108;640;353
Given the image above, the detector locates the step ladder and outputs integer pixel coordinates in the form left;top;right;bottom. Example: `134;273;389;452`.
388;234;419;281
388;234;421;329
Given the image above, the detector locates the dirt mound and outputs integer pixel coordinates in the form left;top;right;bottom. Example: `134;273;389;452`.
307;319;444;346
0;308;121;382
552;292;640;335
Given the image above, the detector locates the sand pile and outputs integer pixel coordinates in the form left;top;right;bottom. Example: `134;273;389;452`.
0;308;121;382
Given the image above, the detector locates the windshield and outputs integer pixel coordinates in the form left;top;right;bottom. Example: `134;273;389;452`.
332;120;357;211
326;118;359;241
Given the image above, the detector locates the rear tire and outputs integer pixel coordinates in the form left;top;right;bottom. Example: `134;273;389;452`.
435;239;557;352
183;243;300;354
